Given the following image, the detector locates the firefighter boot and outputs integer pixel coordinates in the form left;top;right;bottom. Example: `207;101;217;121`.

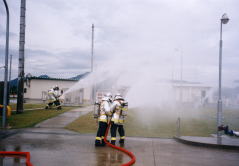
95;140;102;147
119;139;124;144
101;140;106;146
111;140;116;145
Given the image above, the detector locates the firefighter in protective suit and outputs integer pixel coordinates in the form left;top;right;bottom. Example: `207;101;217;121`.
110;95;127;145
45;85;62;110
45;87;55;109
95;95;112;146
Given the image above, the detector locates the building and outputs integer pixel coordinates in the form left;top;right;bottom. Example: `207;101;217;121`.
23;73;90;104
172;80;212;107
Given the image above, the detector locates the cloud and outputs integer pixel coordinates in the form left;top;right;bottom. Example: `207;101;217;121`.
0;0;238;88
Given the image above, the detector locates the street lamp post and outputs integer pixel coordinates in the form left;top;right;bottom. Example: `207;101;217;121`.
217;13;229;143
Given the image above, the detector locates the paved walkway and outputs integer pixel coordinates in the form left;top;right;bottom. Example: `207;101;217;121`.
1;106;239;166
35;106;92;128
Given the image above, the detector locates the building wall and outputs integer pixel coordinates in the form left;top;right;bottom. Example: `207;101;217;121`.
173;85;211;105
61;86;93;105
24;79;77;101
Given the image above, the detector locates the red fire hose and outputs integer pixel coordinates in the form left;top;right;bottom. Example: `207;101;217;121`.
104;123;136;166
0;151;34;166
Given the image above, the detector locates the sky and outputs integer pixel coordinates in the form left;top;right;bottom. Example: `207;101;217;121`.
0;0;239;88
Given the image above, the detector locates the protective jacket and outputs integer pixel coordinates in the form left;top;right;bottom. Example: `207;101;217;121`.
47;89;55;102
98;97;111;122
53;89;61;99
111;100;123;124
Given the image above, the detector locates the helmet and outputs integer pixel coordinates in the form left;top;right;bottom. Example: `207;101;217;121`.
115;93;121;96
105;92;112;98
102;96;109;101
105;92;113;101
53;85;59;90
114;95;123;100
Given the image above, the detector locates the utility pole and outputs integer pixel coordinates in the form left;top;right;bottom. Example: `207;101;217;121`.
180;51;183;104
8;54;13;104
2;0;10;128
91;24;95;103
9;55;13;83
91;24;94;73
17;0;26;114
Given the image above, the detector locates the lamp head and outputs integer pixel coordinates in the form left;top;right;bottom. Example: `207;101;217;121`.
221;13;229;24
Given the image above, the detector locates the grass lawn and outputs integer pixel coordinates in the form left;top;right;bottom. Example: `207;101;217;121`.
1;106;76;129
9;103;46;110
65;107;239;138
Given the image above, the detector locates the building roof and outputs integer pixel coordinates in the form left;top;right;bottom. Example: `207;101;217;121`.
28;72;90;81
171;80;211;89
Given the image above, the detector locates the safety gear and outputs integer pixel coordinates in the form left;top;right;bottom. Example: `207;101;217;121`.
45;86;62;110
114;95;123;100
119;138;125;144
45;89;55;109
118;126;125;144
119;101;128;124
115;93;121;96
95;122;108;146
114;93;121;99
98;99;111;122
93;101;100;119
53;89;61;99
106;92;112;98
111;99;126;124
101;96;109;101
110;122;118;145
95;98;112;146
110;98;128;145
53;85;59;90
105;92;113;103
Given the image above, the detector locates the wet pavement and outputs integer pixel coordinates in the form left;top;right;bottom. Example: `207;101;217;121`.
1;131;239;166
1;106;239;166
0;156;26;166
176;135;239;150
35;106;92;128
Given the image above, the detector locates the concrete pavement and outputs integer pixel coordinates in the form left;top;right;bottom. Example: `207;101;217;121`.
1;129;239;166
1;106;239;166
176;135;239;150
35;106;92;128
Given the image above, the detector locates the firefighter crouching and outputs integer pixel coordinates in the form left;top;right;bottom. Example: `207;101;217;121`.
110;95;128;145
45;85;62;110
94;94;112;147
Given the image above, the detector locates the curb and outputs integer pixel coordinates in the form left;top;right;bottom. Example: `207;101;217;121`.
174;136;239;150
0;129;21;140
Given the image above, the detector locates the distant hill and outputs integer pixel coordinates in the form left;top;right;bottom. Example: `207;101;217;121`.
69;72;90;80
38;75;50;78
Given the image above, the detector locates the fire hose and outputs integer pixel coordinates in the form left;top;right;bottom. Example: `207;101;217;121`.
0;124;136;166
103;122;136;166
0;151;34;166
